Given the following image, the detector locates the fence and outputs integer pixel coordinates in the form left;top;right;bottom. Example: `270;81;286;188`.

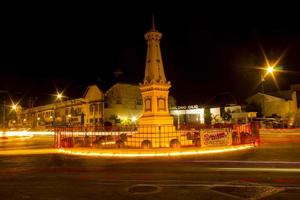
54;123;259;149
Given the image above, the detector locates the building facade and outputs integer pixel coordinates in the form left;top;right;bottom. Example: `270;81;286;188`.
10;82;176;129
13;85;104;130
170;104;253;127
246;84;300;127
104;83;143;124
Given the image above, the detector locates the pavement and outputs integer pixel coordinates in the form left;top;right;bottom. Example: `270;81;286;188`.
0;132;300;199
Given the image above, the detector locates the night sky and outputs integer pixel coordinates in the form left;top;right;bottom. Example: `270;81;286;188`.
2;3;300;107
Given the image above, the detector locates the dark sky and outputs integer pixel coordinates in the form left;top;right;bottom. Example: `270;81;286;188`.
2;3;300;106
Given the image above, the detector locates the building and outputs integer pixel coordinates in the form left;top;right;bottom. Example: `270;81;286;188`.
103;83;143;124
246;84;300;127
170;104;253;127
13;85;104;129
11;82;176;129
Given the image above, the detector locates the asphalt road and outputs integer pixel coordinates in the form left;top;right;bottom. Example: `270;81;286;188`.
0;132;300;199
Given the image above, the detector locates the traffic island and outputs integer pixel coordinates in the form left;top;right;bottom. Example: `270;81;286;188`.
57;144;255;158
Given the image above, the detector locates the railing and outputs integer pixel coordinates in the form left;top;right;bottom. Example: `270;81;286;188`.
54;123;260;149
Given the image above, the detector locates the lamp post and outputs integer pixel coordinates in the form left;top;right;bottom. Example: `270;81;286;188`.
53;92;63;127
260;66;274;118
0;90;8;133
11;103;17;128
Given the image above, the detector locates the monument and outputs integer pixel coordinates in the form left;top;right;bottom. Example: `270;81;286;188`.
139;17;174;126
126;17;189;148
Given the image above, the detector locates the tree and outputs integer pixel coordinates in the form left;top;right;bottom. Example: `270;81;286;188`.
109;114;121;124
246;102;262;117
222;112;232;122
204;108;212;125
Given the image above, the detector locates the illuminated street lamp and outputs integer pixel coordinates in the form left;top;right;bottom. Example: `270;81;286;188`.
266;66;274;74
56;92;63;101
260;65;275;117
131;116;137;126
11;104;17;111
10;103;18;127
53;91;64;127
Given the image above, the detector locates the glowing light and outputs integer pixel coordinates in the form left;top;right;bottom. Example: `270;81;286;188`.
11;104;17;111
0;131;33;137
266;66;274;74
37;117;40;121
58;144;254;158
0;131;54;137
131;116;137;122
56;92;63;100
101;141;116;145
67;114;72;118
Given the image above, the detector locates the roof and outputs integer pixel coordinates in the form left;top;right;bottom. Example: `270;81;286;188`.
246;92;286;103
266;90;293;100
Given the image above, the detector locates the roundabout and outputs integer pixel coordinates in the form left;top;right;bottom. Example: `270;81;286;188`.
57;144;255;158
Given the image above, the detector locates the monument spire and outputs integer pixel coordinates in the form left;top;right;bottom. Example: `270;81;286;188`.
143;17;167;84
151;14;156;31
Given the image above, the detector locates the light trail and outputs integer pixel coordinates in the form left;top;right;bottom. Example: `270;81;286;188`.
190;160;300;165
213;167;300;173
0;131;54;137
58;145;254;158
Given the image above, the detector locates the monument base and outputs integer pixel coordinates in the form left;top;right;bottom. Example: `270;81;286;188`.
125;124;193;148
138;114;174;126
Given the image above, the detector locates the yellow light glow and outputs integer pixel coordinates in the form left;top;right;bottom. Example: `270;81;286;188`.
58;144;254;158
56;92;63;100
0;131;54;137
131;116;137;122
267;66;274;74
67;114;71;118
100;141;116;145
12;104;17;110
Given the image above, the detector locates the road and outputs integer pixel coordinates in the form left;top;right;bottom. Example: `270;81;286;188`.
0;132;300;199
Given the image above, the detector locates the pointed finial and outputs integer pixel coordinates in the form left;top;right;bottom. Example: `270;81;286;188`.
151;14;156;31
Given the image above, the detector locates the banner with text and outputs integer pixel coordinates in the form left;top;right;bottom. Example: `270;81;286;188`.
201;129;232;147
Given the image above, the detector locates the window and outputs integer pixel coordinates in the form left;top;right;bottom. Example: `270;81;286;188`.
89;104;94;113
145;98;152;112
157;98;166;111
95;104;99;113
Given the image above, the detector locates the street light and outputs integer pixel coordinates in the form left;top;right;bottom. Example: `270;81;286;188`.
0;90;8;131
56;92;63;101
260;65;275;117
267;66;274;74
11;104;17;111
53;91;64;127
10;103;18;128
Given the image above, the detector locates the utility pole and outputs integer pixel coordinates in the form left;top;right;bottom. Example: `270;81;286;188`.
3;99;5;129
0;90;8;133
261;72;265;118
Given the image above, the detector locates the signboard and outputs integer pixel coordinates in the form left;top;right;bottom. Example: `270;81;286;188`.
201;129;232;147
171;105;199;110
